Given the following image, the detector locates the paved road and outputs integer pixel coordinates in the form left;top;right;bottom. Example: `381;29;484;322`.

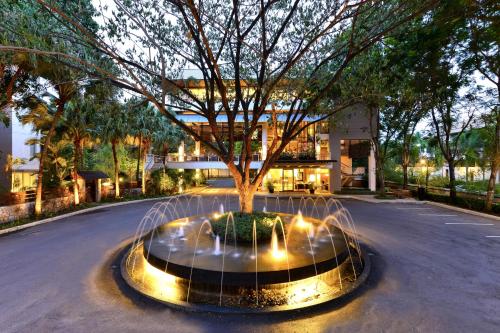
0;194;499;333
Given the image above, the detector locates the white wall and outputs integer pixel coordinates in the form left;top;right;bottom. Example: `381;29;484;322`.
11;109;39;161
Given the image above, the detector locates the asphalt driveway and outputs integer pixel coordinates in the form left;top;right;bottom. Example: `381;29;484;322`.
0;195;499;332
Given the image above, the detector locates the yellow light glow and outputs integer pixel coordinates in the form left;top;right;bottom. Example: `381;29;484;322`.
420;158;426;165
129;246;181;300
288;279;322;303
270;230;285;260
212;212;221;219
295;212;310;229
271;249;286;260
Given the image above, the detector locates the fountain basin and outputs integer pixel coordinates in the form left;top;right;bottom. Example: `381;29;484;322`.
121;213;368;312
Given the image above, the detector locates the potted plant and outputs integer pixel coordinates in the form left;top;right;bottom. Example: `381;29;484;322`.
266;181;275;194
308;182;316;194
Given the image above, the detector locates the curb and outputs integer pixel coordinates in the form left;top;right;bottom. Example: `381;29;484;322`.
341;195;424;204
0;194;190;236
424;200;500;222
255;192;423;204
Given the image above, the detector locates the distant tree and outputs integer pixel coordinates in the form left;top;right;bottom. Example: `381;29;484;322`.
63;93;99;205
21;66;77;215
94;101;129;198
415;0;476;201
1;0;99;214
467;0;499;210
0;0;437;212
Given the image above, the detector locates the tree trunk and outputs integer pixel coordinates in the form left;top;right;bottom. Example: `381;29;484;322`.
237;184;255;213
72;137;81;205
402;140;410;189
34;102;65;216
402;161;409;189
377;159;386;196
141;139;149;195
112;139;120;198
136;134;142;183
373;140;385;195
485;107;500;211
448;161;457;202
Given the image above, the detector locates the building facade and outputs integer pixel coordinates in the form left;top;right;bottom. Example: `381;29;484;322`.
0;108;39;193
153;103;376;194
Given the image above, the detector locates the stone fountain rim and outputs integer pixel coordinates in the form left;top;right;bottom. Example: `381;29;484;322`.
142;213;354;285
120;242;371;314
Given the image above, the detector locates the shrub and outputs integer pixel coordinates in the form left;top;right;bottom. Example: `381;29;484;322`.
298;149;316;161
278;151;294;161
425;192;500;214
183;169;206;187
427;176;451;188
210;212;280;243
384;167;403;184
148;169;176;195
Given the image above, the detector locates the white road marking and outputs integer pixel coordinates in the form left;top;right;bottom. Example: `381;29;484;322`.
485;236;500;238
445;223;494;225
419;214;457;217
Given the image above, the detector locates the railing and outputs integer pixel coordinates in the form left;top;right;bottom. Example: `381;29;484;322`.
146;153;262;164
277;151;330;161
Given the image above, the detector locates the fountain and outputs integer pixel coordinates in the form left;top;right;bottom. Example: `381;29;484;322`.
121;195;369;312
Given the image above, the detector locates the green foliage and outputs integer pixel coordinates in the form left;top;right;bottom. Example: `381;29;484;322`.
148;169;176;195
425;192;500;215
298;149;316;161
278;151;294;161
183;169;206;187
84;144;135;181
384;164;403;184
427;176;451;188
210;212;280;243
456;180;500;195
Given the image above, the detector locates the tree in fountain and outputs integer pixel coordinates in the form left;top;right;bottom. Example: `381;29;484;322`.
0;0;437;212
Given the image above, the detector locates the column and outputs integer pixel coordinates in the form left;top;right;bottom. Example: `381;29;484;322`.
96;179;102;202
261;123;268;160
368;143;376;192
178;141;185;162
329;123;341;193
194;141;201;157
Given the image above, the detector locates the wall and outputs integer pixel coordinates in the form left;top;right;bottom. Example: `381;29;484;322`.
0;108;13;192
0;195;76;223
0;108;39;192
329;104;374;191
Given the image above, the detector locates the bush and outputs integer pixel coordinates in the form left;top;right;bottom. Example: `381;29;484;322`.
455;180;500;195
425;192;500;214
278;151;294;161
384;167;403;184
210;212;280;243
298;149;316;161
148;169;176;195
183;169;206;187
427;176;450;188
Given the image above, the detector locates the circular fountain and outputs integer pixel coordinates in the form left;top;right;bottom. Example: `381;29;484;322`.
121;196;369;312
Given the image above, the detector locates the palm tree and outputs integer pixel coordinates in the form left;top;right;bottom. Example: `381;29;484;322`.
94;101;129;198
22;78;75;216
64;96;96;205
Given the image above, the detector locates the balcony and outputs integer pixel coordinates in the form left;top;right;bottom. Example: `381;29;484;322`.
146;153;263;170
164;153;262;162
